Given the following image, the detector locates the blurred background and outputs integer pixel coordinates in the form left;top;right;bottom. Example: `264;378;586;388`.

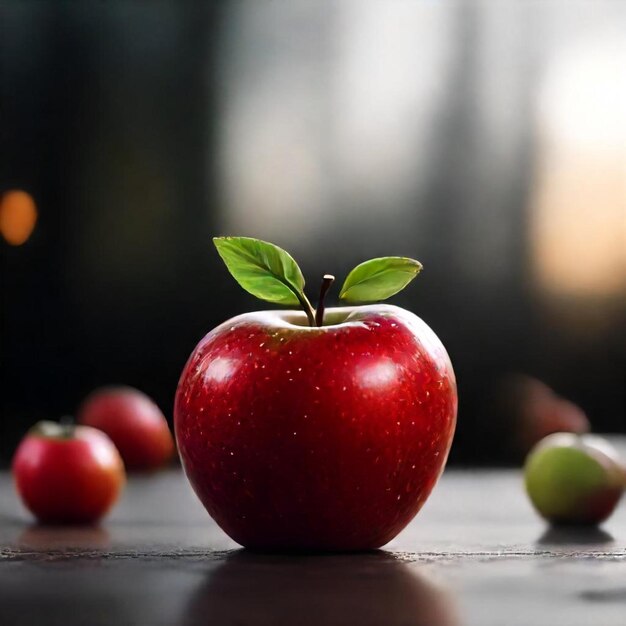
1;0;624;465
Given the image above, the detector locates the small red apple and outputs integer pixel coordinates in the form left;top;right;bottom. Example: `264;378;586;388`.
12;421;125;524
174;237;457;551
78;386;174;471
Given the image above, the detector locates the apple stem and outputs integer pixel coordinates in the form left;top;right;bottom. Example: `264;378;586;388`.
296;292;316;327
315;274;335;327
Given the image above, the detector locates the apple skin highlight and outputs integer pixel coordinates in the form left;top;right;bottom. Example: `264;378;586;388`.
175;304;457;551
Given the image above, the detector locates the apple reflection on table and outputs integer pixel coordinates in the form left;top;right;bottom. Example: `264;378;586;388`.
182;551;459;626
17;524;111;552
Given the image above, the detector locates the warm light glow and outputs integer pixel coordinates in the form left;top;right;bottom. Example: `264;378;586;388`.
0;190;38;246
531;36;626;299
217;1;452;243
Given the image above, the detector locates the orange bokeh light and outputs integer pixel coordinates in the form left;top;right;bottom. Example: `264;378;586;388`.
0;190;38;246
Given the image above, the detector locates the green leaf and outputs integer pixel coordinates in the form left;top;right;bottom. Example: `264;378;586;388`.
213;236;306;306
339;256;423;303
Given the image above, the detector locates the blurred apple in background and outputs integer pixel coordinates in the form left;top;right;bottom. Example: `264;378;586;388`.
524;432;625;526
12;421;125;524
485;375;590;462
512;377;590;453
78;386;174;471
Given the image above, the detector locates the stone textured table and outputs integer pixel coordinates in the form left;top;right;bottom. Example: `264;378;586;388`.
1;459;625;626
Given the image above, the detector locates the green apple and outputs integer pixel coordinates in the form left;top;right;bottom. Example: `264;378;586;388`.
524;433;625;525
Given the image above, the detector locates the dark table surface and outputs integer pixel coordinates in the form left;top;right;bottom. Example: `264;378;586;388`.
1;444;626;626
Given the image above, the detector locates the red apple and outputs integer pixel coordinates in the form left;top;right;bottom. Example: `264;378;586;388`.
12;421;125;524
175;304;457;550
78;386;174;471
176;236;457;550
